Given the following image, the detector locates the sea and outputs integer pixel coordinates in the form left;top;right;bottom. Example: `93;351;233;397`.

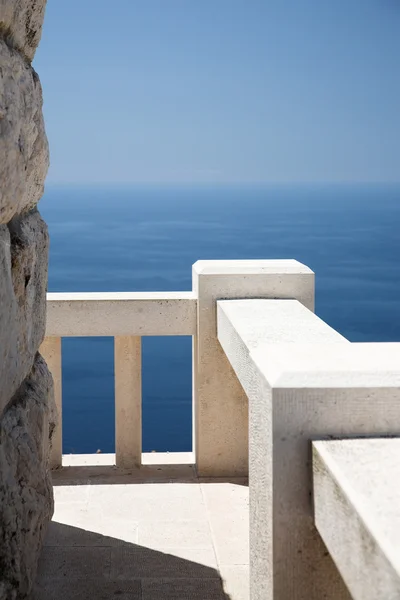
39;183;400;455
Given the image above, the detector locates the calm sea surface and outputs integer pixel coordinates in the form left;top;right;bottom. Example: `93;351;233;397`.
40;184;400;454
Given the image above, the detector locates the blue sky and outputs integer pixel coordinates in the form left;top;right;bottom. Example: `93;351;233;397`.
34;1;400;184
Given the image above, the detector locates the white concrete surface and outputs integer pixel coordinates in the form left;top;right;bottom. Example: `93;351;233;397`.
217;299;346;397
30;465;249;600
61;453;195;467
141;452;195;466
193;259;314;281
218;299;347;600
218;299;400;599
313;438;400;600
115;336;142;468
193;259;314;478
46;291;197;337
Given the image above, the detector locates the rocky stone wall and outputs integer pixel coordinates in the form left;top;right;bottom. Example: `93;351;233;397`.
0;2;56;598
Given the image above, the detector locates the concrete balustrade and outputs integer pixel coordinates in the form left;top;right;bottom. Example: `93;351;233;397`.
217;300;400;600
41;260;400;600
43;260;314;475
217;299;349;599
46;291;197;337
43;291;196;469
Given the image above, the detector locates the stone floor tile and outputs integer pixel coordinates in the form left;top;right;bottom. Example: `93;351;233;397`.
52;501;95;525
88;482;203;501
141;578;228;600
138;520;213;550
208;515;249;565
201;483;249;515
53;484;90;505
219;565;249;600
44;518;138;547
30;579;142;600
38;475;249;599
36;547;111;582
111;546;218;579
96;517;139;545
198;478;248;486
90;492;206;522
48;502;137;546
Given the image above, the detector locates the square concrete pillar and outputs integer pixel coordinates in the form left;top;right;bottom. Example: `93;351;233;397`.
217;301;400;598
248;343;400;600
115;336;142;469
192;260;314;477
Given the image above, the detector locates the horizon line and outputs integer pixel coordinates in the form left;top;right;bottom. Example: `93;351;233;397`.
44;180;400;187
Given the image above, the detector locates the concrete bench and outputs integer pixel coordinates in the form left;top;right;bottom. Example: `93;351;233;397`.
313;438;400;600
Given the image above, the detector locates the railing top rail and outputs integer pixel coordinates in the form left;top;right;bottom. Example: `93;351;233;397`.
217;297;400;598
46;291;197;337
193;258;314;275
47;291;196;302
217;298;400;391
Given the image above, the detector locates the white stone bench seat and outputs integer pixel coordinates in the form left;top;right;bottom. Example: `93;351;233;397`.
313;438;400;600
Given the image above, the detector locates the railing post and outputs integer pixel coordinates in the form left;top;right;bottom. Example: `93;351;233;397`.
260;344;400;600
192;259;314;477
40;336;62;469
114;336;142;468
217;300;348;599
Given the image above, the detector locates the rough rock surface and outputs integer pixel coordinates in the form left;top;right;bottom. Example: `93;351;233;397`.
0;355;55;600
0;0;46;62
0;1;53;597
0;39;49;224
0;211;49;417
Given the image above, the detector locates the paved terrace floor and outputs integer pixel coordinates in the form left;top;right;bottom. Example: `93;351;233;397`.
30;454;249;600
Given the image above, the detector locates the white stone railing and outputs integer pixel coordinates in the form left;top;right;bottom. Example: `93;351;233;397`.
40;259;314;474
41;291;196;469
217;295;400;599
40;258;400;597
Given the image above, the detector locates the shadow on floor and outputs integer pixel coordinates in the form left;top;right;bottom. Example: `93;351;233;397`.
29;521;232;600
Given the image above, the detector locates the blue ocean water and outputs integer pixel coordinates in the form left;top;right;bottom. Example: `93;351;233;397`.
40;184;400;455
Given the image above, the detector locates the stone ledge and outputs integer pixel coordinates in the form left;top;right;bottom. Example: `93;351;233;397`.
313;438;400;600
45;292;197;337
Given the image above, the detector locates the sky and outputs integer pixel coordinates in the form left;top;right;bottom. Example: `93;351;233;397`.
34;1;400;185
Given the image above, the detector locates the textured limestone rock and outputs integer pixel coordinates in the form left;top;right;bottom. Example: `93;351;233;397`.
0;0;46;61
0;210;49;417
0;354;56;600
0;2;51;597
0;39;49;224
